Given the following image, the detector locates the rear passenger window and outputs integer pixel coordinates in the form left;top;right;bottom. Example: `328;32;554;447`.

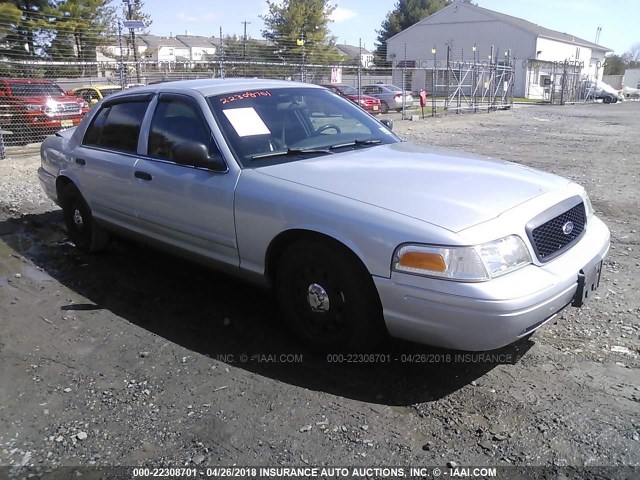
83;101;148;153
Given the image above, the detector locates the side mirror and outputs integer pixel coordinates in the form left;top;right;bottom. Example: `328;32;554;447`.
172;142;227;172
380;119;393;131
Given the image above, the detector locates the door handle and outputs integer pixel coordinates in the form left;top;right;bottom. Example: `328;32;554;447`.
75;158;86;165
135;171;152;181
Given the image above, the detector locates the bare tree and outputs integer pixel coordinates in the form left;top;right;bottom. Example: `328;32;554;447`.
624;42;640;63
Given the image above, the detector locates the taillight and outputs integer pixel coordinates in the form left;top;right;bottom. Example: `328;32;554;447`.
394;94;402;100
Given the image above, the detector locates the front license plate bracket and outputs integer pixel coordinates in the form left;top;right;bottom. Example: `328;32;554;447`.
572;260;602;307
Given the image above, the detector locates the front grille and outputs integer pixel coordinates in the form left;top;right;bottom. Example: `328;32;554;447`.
529;201;586;262
47;102;81;116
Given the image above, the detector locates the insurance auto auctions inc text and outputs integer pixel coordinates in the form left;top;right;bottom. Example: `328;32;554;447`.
211;466;498;478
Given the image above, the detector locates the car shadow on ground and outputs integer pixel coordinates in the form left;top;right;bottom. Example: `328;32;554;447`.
1;212;534;406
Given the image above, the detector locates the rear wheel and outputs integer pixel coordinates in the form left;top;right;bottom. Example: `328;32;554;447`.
61;184;109;253
381;101;389;114
603;95;612;104
275;240;385;352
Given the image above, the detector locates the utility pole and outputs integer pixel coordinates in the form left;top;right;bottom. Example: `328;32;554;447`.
117;21;125;88
123;0;141;83
241;20;251;76
219;26;225;79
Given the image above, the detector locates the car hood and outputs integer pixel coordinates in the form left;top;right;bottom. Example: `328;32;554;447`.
256;142;571;232
16;95;79;104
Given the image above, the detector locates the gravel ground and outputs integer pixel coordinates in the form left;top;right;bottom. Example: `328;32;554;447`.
0;102;639;477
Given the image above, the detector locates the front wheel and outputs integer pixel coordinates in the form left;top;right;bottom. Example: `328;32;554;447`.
61;184;109;253
275;240;385;352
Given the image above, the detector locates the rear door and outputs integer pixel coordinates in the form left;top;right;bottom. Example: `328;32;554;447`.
73;94;152;227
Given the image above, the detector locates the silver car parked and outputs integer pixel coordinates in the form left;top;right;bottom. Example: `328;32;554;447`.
38;79;609;352
361;84;414;113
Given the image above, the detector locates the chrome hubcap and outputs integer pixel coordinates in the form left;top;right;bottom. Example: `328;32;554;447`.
307;283;330;313
73;209;83;228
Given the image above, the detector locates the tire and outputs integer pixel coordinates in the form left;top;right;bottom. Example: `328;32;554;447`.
381;101;389;114
61;184;109;253
603;96;612;104
275;240;386;352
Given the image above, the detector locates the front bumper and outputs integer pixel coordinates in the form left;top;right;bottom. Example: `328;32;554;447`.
25;113;82;132
38;166;59;206
374;216;610;351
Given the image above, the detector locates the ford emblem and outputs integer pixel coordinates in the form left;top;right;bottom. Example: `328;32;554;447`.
562;221;574;235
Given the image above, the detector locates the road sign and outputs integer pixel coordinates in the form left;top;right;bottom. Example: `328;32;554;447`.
123;20;145;29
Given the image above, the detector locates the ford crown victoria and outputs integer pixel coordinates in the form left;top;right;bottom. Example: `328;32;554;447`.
38;79;610;352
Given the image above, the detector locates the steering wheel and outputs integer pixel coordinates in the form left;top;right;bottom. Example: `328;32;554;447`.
316;124;341;135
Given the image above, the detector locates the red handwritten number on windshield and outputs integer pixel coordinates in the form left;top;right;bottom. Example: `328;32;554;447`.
219;91;272;105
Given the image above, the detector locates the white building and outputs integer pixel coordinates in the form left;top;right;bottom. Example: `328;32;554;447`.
96;35;217;63
386;2;611;98
335;44;374;68
139;35;191;62
174;35;217;62
96;35;147;62
623;69;640;89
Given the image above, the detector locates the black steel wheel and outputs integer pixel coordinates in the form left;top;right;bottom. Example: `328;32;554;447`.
275;240;385;352
61;184;109;253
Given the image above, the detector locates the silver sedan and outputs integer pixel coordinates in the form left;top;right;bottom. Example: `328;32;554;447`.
38;79;609;352
361;84;415;112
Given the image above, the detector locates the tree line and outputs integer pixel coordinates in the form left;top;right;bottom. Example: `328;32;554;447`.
0;0;466;65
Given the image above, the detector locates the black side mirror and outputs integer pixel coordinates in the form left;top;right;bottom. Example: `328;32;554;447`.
172;142;227;172
380;119;394;131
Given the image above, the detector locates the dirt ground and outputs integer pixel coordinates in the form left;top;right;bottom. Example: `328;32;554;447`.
0;102;639;477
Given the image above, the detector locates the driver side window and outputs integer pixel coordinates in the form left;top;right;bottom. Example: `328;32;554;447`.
148;97;221;166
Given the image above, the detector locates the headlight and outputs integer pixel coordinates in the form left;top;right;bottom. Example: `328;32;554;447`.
393;235;532;282
583;193;594;219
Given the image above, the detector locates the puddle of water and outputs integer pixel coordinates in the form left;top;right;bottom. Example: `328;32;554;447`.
0;234;54;283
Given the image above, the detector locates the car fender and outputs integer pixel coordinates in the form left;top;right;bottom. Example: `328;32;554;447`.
233;169;460;280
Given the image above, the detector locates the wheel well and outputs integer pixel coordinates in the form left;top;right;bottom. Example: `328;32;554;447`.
55;176;75;202
265;229;370;284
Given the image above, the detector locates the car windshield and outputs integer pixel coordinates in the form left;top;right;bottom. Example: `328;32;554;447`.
10;82;66;97
208;87;400;167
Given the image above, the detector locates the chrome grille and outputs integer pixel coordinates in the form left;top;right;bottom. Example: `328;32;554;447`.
46;102;81;116
529;201;586;262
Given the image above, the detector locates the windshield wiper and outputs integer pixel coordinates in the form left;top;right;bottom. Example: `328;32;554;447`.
329;139;382;150
251;147;333;160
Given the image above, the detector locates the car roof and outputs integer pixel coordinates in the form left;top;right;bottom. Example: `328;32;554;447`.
110;78;324;98
74;85;122;91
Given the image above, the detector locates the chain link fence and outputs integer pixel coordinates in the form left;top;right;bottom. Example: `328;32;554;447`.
0;53;520;151
0;29;549;155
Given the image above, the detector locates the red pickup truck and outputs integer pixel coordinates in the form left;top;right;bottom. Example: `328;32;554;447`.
0;78;87;144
